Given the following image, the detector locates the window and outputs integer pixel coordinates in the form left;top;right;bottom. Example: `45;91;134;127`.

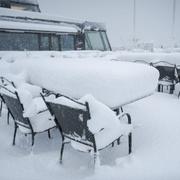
101;31;111;51
85;31;104;51
60;35;75;51
10;3;40;12
39;34;49;50
75;34;84;50
50;35;59;51
0;0;10;8
0;32;39;51
85;31;111;51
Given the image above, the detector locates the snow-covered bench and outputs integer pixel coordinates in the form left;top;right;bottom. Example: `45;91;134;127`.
41;90;132;166
150;61;178;94
0;83;56;146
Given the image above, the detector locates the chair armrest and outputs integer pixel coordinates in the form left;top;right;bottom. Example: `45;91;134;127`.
117;112;132;125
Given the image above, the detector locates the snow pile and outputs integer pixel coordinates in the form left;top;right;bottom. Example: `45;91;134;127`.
52;96;86;110
1;50;180;66
17;83;47;118
79;95;132;150
111;51;180;64
0;92;180;179
9;56;159;108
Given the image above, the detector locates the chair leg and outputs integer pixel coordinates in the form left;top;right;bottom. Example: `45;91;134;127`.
121;107;123;113
170;84;174;94
31;133;35;146
48;129;51;139
117;137;120;145
128;133;132;154
60;142;65;164
0;101;2;117
13;124;18;146
7;110;10;125
94;152;100;168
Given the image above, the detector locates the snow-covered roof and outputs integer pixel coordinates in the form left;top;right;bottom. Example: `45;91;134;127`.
0;19;78;33
10;0;39;5
0;7;106;31
0;7;80;33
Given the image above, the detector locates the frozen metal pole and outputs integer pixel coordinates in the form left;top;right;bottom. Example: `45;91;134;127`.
172;0;176;47
133;0;136;48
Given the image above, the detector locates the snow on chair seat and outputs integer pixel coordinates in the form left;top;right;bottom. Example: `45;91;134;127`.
41;90;132;166
0;81;56;146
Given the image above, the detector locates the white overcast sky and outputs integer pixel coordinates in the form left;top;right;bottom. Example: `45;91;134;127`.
38;0;180;48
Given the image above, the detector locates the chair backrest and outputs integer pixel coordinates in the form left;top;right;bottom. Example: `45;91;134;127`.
42;92;95;148
0;76;15;87
152;61;176;81
176;65;180;82
0;86;31;129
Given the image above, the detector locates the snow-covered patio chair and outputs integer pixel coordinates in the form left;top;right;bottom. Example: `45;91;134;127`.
151;61;178;94
0;85;56;146
0;76;14;123
41;91;132;166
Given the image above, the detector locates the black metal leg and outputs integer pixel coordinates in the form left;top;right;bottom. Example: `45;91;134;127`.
7;110;10;125
158;84;160;92
13;124;18;146
128;133;132;154
121;107;123;113
170;84;174;94
0;101;2;117
94;152;100;167
48;129;51;139
31;133;35;146
60;142;65;164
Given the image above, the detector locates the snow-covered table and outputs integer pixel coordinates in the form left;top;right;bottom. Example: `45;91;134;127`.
11;56;159;109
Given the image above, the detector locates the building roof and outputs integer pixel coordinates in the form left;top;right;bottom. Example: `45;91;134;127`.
0;7;106;31
10;0;39;5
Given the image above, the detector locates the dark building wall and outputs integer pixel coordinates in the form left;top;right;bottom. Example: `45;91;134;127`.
0;0;11;8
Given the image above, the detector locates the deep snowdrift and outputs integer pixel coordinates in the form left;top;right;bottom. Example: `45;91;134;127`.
1;52;158;108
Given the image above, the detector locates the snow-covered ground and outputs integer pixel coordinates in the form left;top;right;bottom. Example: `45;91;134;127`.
0;50;180;179
0;92;180;180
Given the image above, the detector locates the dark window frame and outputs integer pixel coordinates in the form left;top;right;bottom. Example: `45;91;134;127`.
85;30;112;51
60;34;76;51
0;31;39;51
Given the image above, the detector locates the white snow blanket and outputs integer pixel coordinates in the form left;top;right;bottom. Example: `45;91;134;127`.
8;56;159;108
